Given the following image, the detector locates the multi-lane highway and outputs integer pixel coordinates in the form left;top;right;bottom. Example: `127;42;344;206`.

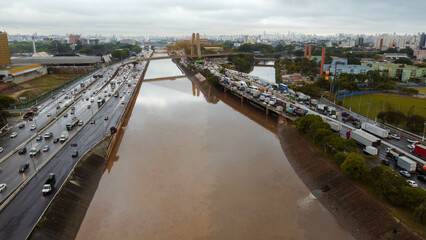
0;51;149;239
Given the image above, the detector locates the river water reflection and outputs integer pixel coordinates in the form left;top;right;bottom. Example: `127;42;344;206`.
250;65;276;84
76;59;353;240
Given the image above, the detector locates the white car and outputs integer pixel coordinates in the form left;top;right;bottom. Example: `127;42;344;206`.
407;180;418;187
42;145;50;152
407;144;415;150
390;133;401;140
0;183;6;193
30;125;36;130
400;170;411;178
47;112;51;117
407;139;419;144
10;132;18;138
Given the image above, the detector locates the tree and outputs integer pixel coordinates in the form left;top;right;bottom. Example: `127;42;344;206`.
0;95;17;108
400;187;426;211
414;203;426;224
334;152;346;165
405;115;425;133
394;58;413;65
341;153;369;180
371;166;408;202
398;87;419;96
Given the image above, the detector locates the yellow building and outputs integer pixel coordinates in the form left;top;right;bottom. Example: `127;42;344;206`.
0;31;11;65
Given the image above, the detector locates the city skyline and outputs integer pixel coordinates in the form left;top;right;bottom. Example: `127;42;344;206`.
1;0;425;36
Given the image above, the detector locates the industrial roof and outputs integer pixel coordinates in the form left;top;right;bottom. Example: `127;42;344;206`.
11;56;102;65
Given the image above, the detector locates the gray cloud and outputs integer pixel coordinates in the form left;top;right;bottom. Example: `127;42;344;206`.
0;0;424;36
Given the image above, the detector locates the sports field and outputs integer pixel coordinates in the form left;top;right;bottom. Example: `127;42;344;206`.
340;93;426;119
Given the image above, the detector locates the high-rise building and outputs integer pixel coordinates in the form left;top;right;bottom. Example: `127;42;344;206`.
69;34;80;44
420;32;426;49
0;31;11;65
243;35;248;44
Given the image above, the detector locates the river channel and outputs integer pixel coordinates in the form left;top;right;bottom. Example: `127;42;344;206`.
250;62;276;84
76;58;353;240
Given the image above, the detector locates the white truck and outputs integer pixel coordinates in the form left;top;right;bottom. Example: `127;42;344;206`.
59;131;69;143
317;104;327;112
310;99;318;106
328;121;342;132
29;143;42;157
386;148;404;160
346;129;381;147
363;146;378;155
361;122;389;138
396;156;416;172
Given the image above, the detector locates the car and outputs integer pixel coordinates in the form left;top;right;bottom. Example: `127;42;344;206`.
36;135;43;141
18;147;26;154
70;110;74;115
417;175;426;182
18;123;25;129
64;113;68;118
87;105;91;109
0;147;3;153
47;112;51;117
407;139;419;144
0;183;6;193
56;105;61;109
90;98;94;102
341;112;349;117
58;100;62;104
10;132;18;138
390;133;401;140
52;96;56;100
399;170;411;178
381;159;390;166
72;150;79;158
407;144;415;150
19;163;30;173
78;120;83;126
91;120;95;124
407;180;418;187
42;145;50;152
30;125;36;131
71;107;75;111
104;116;108;121
62;90;65;93
86;97;89;101
53;137;59;143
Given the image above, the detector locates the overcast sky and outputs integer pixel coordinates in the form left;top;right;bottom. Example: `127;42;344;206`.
1;0;425;37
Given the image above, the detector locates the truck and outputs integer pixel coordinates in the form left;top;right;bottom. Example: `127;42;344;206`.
396;156;416;172
328;121;342;132
310;99;318;106
66;117;79;130
110;80;116;89
97;98;105;106
44;132;53;140
363;146;378;155
278;84;288;91
413;143;426;159
29;143;42;157
275;98;286;108
317;104;327;112
294;108;307;116
42;173;56;195
346;129;381;147
59;131;69;143
386;148;404;159
251;89;260;98
361;122;389;138
298;94;309;101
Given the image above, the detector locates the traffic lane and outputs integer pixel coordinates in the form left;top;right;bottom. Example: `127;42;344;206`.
0;92;125;239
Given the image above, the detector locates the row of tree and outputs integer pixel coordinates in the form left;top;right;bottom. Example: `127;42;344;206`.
377;110;425;134
9;40;141;56
0;95;17;128
295;115;426;224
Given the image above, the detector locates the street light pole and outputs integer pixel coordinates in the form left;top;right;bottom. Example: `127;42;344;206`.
422;121;426;142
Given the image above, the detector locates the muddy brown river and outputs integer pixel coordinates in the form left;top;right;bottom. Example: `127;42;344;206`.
76;58;354;240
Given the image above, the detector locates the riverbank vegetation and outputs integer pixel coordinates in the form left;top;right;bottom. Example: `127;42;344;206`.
227;54;255;73
294;115;426;230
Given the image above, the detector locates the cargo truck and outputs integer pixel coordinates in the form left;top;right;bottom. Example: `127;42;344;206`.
29;143;41;157
361;122;389;138
66;117;79;130
386;148;404;159
310;99;318;106
363;146;378;155
59;131;69;143
317;104;327;112
346;129;381;147
412;143;426;159
328;121;342;132
396;156;416;172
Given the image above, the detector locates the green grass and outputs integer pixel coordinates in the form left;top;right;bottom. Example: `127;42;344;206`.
340;93;426;119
